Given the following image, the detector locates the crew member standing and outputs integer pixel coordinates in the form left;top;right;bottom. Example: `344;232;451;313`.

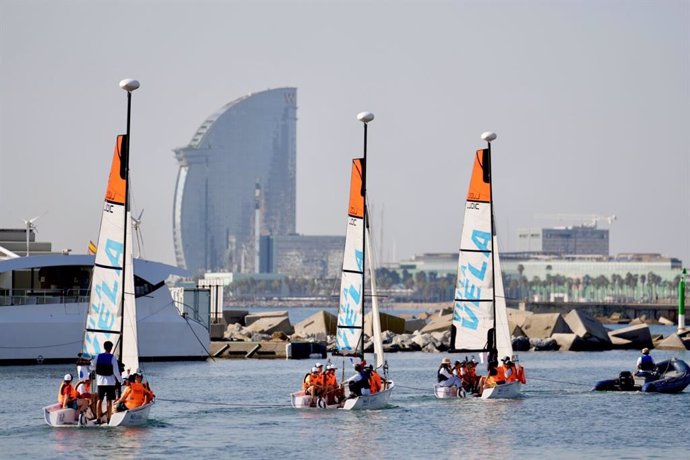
90;340;122;423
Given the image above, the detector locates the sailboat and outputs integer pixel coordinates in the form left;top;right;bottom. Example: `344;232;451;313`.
43;79;153;426
291;112;394;411
434;132;522;400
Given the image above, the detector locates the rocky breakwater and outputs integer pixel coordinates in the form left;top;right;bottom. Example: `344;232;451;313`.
212;307;689;358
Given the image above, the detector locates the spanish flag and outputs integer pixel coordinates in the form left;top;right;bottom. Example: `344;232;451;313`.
87;240;97;255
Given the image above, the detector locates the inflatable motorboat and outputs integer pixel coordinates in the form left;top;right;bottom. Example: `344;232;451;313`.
593;358;690;393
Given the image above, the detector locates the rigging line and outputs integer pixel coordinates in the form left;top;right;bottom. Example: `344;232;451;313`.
155;397;288;408
391;384;434;392
0;339;81;349
528;376;591;387
180;311;215;361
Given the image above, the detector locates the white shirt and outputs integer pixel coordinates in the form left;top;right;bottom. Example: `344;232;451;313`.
90;353;123;386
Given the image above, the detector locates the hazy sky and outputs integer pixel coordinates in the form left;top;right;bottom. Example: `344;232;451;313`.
1;0;688;268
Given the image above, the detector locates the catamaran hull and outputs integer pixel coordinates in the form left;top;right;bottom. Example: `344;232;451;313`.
433;384;466;399
481;381;521;399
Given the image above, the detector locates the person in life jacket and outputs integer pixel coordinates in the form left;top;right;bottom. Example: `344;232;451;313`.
465;358;481;393
493;357;509;384
345;363;370;397
75;372;98;418
636;348;656;372
57;373;89;418
114;373;155;412
302;367;325;405
324;364;343;404
367;364;383;394
89;340;123;423
437;357;462;388
478;367;499;397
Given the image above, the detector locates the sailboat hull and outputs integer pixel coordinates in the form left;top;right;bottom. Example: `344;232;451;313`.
290;382;394;410
433;384;466;399
341;382;394;410
481;381;521;399
43;403;79;426
108;401;153;426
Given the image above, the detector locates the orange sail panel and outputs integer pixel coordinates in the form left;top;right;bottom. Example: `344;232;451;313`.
105;135;127;204
348;158;364;218
467;148;491;202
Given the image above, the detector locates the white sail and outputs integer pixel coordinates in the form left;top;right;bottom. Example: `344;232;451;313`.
336;159;365;354
121;211;139;373
83;135;128;358
452;201;495;352
493;237;513;361
366;227;384;369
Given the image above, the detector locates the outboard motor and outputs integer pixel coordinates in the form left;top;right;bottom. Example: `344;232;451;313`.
618;371;635;390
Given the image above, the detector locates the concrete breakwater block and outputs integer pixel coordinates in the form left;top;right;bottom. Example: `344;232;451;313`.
655;333;688;350
608;323;653;350
294;310;337;336
658;316;674;326
564;309;612;347
420;313;453;334
223;309;249;325
551;332;610;351
404;318;428;333
507;308;533;328
512;336;530;352
245;316;294;335
245;310;289;326
364;311;406;336
521;313;571;339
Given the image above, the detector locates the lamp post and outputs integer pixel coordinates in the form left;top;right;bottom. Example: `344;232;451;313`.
679;268;687;332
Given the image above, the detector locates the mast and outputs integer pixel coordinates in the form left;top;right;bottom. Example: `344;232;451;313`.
481;131;498;369
117;79;139;360
357;111;374;359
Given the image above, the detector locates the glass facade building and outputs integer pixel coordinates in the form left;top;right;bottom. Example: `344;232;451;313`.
173;88;297;275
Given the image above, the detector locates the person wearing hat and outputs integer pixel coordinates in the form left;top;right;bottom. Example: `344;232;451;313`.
324;364;343;404
113;373;154;412
302;366;325;406
437;357;462;388
57;373;89;420
345;362;370;397
636;348;655;372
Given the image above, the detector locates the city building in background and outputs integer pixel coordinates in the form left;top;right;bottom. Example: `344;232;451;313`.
173;88;297;276
259;234;345;278
517;225;609;256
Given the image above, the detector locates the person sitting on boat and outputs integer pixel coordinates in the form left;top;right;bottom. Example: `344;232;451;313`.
437;357;462;388
345;363;370;397
90;340;123;424
493;357;509;384
58;373;89;417
464;358;481;392
303;367;325;404
367;364;383;394
478;367;499;396
636;348;656;372
75;372;98;419
323;364;343;404
114;373;155;412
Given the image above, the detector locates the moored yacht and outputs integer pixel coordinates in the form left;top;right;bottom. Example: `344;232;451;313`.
0;254;210;365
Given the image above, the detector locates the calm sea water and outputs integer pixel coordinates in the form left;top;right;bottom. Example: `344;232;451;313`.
2;340;690;459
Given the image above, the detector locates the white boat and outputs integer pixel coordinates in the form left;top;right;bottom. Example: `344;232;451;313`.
433;385;465;399
446;132;523;400
43;81;155;426
0;254;209;364
291;112;393;411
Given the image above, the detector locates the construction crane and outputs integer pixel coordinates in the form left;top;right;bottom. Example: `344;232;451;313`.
534;213;617;228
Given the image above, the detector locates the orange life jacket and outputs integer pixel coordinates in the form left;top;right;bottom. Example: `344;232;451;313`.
369;371;383;393
303;373;324;390
124;382;153;409
325;372;338;388
76;380;91;396
516;365;526;384
58;383;77;404
495;365;507;383
485;375;497;387
506;365;518;383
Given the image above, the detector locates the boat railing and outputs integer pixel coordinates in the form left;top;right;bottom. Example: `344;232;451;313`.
0;288;90;306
